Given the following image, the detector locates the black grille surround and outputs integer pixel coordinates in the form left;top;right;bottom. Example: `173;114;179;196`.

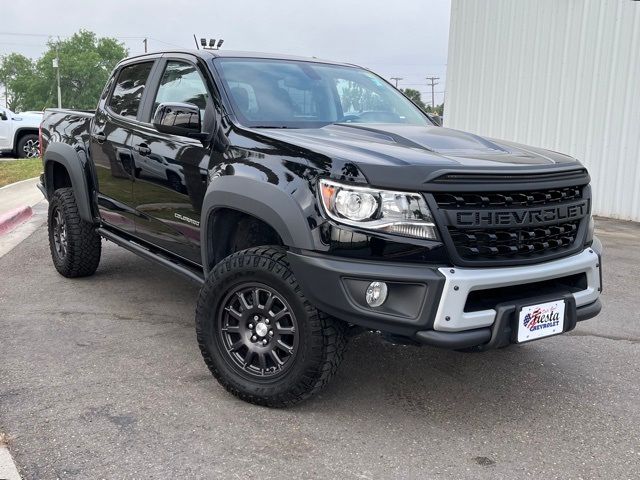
425;174;592;267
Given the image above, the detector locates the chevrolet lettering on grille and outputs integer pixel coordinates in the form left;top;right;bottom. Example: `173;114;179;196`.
446;200;589;228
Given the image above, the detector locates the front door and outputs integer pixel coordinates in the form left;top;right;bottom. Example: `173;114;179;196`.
91;60;155;234
0;109;12;150
130;58;210;265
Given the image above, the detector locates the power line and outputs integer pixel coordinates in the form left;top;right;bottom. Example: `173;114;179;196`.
0;32;62;38
146;38;186;49
0;32;186;49
0;41;45;48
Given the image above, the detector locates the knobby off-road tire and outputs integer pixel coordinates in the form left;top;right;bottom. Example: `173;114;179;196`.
196;246;347;408
48;188;101;278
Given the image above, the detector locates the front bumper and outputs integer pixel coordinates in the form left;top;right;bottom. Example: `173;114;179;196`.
288;238;602;350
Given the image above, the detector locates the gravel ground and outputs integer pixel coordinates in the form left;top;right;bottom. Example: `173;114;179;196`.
0;218;639;479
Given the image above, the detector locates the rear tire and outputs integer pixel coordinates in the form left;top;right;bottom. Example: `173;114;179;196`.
48;188;101;278
17;133;39;159
196;246;347;407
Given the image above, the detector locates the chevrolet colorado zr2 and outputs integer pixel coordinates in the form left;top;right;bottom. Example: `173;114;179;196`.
39;50;602;407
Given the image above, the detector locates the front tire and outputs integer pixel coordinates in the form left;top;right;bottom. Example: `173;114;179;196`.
48;188;101;278
17;133;39;159
196;247;347;407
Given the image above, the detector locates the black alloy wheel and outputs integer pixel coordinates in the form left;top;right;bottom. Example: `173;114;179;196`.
196;246;347;407
218;283;299;378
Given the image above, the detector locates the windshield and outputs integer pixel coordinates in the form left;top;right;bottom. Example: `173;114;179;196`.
216;58;432;129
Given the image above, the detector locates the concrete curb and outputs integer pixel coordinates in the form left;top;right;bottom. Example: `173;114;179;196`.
0;176;40;191
0;206;33;236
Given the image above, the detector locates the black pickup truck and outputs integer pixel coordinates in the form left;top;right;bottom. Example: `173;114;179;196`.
39;50;602;407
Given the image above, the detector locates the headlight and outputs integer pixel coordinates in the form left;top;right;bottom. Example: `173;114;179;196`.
318;179;438;240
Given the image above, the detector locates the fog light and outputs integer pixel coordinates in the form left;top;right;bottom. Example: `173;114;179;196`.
365;281;388;307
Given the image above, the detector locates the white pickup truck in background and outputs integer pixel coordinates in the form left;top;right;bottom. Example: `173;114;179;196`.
0;107;42;158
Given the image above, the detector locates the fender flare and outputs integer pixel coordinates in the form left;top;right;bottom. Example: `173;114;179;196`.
43;142;94;223
200;175;315;273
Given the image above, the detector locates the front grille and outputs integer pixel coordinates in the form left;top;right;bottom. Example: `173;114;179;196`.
448;221;580;259
431;184;590;265
431;169;589;185
433;186;583;208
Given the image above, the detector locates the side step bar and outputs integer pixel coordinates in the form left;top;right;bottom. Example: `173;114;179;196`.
96;227;204;286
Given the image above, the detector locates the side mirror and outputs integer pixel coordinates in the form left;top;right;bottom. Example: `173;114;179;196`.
152;102;205;139
0;111;7;121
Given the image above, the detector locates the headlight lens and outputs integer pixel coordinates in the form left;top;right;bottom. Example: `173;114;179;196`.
335;189;378;221
319;179;438;240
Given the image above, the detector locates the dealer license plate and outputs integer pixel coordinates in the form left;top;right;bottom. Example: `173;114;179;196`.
517;299;565;343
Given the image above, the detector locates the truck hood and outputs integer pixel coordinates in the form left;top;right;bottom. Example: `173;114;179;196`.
252;124;582;188
11;111;43;127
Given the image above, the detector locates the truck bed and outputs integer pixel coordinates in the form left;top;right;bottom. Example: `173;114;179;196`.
41;108;95;153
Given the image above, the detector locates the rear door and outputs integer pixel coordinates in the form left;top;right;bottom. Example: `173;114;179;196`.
91;59;156;234
129;55;212;264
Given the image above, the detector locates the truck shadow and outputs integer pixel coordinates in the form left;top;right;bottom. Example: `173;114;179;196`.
94;240;591;427
303;332;584;428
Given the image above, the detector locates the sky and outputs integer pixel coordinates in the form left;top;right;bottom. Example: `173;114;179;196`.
0;0;451;108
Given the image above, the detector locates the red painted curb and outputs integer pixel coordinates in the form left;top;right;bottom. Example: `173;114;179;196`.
0;206;33;236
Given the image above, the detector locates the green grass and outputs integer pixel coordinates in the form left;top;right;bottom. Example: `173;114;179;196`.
0;158;42;188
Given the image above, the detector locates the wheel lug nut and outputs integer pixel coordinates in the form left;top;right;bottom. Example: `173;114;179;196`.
251;335;257;342
248;323;254;329
264;319;270;325
262;339;268;345
269;331;274;336
254;315;259;321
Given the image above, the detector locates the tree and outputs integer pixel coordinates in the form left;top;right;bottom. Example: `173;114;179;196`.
428;103;445;116
401;88;427;111
399;88;445;117
0;53;36;111
0;30;128;112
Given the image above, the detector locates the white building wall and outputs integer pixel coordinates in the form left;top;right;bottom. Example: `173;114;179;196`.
445;0;640;221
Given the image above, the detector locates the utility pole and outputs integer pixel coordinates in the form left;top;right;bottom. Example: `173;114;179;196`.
143;38;148;53
54;40;62;109
426;76;439;110
390;77;403;88
3;76;7;109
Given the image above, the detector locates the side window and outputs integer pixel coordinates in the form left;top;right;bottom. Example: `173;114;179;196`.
100;75;115;101
152;61;209;120
108;62;154;119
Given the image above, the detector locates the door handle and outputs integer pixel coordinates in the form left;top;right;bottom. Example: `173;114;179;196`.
92;131;106;142
135;144;151;156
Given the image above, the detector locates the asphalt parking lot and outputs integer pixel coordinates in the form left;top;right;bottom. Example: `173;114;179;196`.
1;215;639;479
